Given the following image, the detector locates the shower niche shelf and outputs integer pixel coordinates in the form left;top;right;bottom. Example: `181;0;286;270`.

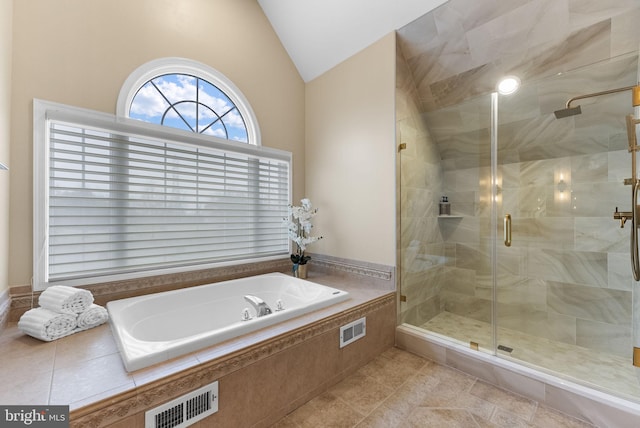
437;215;463;219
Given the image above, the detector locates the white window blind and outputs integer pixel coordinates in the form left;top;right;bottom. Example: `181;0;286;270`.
34;100;290;288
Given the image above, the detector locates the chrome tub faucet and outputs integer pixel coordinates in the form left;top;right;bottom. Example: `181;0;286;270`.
243;295;273;317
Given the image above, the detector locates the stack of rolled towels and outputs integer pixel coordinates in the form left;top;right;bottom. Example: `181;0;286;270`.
18;285;109;342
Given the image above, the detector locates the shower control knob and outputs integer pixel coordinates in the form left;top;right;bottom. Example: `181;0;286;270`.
613;207;632;228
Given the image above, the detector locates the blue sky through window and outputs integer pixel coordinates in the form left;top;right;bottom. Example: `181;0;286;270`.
130;74;248;142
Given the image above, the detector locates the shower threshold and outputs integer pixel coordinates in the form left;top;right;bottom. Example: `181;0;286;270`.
420;312;640;400
397;314;640;427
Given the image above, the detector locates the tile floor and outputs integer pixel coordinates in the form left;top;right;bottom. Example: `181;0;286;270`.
271;347;595;427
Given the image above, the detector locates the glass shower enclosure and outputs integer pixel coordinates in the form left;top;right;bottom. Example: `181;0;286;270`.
398;51;640;403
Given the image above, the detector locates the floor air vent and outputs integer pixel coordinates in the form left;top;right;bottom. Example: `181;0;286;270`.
146;381;218;428
340;317;366;348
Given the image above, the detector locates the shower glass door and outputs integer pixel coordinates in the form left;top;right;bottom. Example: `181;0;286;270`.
397;51;640;403
494;52;640;401
398;90;495;355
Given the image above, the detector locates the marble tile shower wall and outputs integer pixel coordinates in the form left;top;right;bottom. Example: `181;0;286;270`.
396;0;640;358
397;0;640;112
396;40;447;328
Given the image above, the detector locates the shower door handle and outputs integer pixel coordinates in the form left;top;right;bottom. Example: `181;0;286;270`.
504;214;512;247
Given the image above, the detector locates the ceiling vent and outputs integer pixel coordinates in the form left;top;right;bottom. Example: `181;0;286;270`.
145;381;218;428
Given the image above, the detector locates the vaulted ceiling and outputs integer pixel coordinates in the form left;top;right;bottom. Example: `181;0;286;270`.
257;0;448;82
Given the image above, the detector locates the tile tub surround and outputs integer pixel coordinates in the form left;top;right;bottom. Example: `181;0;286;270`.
396;325;640;428
0;267;395;427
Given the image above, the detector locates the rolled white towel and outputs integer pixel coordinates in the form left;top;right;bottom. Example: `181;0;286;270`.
38;285;94;314
76;304;109;331
18;307;78;341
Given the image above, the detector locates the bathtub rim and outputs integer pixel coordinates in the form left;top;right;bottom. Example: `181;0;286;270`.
107;272;351;371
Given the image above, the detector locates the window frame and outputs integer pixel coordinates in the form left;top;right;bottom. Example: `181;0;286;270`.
33;99;291;291
116;57;261;146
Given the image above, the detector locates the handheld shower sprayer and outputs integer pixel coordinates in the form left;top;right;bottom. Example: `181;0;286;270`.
555;84;640;280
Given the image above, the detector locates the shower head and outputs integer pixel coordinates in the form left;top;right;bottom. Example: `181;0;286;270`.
554;84;640;120
553;105;582;119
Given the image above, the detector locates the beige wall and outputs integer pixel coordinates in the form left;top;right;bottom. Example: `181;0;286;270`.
305;33;396;266
0;0;13;295
9;0;305;288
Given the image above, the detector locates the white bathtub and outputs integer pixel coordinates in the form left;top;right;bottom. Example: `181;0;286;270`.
107;273;349;372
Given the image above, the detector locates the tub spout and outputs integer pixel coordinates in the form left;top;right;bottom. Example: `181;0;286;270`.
243;295;273;317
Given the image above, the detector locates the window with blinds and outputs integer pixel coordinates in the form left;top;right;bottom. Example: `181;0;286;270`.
33;100;291;289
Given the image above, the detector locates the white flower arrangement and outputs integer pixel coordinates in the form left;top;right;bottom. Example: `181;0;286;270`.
284;198;323;265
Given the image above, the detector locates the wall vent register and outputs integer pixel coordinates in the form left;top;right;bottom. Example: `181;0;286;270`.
145;381;218;428
340;317;366;348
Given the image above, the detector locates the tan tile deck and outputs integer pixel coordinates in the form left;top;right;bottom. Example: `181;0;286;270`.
0;271;392;412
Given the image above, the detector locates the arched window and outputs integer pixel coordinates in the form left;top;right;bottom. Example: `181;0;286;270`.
117;57;261;145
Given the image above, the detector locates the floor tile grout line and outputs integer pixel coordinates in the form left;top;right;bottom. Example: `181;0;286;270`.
354;356;435;426
413;356;547;425
470;376;540;416
46;361;56;406
333;372;402;426
466;375;478;394
529;401;540;424
335;357;424;427
469;409;484;428
46;340;59;405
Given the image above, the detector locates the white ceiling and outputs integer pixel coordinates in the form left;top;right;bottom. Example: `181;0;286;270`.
257;0;448;82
